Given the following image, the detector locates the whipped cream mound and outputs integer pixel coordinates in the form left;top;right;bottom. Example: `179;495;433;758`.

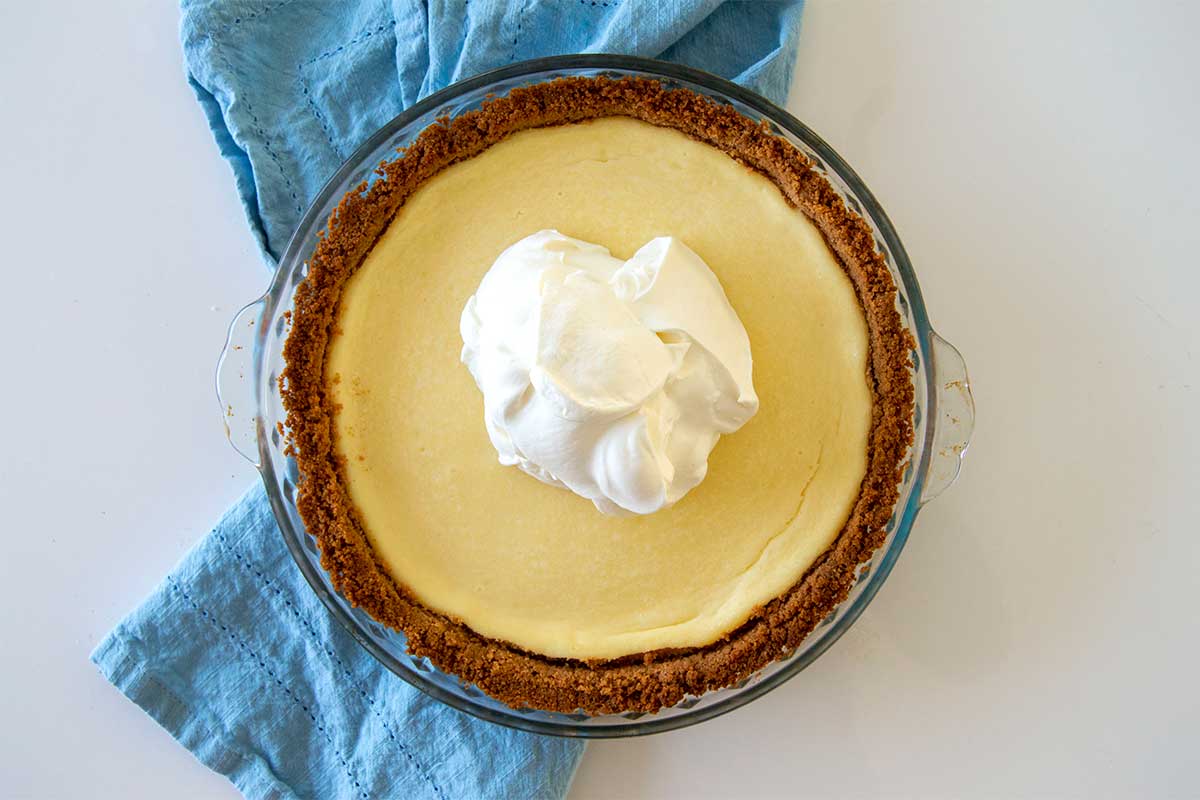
460;230;758;516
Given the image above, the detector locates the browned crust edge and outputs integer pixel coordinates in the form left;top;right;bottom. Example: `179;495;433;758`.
280;76;915;714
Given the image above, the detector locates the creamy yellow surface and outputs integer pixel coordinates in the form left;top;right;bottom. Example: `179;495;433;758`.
328;117;871;660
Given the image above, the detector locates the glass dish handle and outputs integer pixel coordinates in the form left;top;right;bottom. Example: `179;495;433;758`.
215;297;266;468
920;330;975;506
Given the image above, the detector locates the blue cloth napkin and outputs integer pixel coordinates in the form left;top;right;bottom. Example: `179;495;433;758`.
93;2;803;798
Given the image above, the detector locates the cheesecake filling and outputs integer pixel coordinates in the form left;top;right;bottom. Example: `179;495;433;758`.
459;230;758;515
328;117;872;659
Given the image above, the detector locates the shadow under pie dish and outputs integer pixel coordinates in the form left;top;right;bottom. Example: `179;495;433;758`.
217;56;974;733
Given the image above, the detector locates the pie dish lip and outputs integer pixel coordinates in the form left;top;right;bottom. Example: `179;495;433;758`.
215;55;973;737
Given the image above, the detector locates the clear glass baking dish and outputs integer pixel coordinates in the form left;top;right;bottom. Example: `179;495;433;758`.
215;55;974;738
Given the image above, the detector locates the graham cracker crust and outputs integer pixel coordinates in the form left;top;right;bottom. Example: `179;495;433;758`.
280;76;914;714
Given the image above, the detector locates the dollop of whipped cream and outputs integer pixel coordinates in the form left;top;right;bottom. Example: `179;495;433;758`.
460;230;758;516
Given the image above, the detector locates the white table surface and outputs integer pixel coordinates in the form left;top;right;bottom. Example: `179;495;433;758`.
2;1;1197;797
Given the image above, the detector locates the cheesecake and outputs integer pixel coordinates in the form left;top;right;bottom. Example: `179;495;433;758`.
281;76;913;714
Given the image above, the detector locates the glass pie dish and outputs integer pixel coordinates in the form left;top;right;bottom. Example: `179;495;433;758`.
215;55;975;738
